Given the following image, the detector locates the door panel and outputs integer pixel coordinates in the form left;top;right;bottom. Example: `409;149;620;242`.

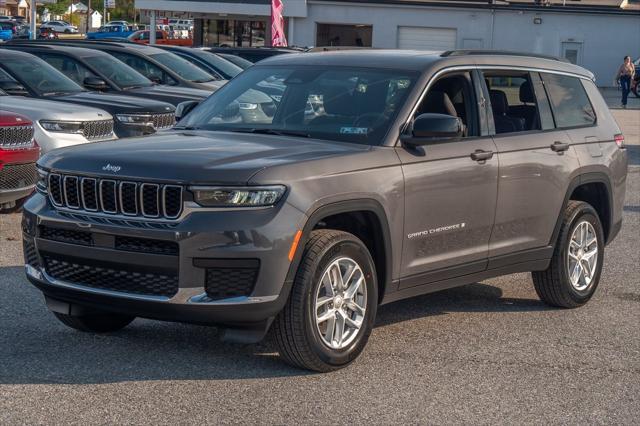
396;137;498;288
489;130;579;257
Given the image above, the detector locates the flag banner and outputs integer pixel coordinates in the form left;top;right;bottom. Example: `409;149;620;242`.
271;0;288;47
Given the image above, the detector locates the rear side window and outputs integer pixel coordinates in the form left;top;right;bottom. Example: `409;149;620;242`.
483;70;541;134
541;73;596;128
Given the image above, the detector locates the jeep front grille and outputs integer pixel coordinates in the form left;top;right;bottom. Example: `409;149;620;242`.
0;163;37;190
151;113;175;130
82;119;114;140
48;173;183;220
0;125;34;149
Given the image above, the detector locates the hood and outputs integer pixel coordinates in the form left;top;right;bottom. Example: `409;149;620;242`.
38;130;367;184
2;96;113;121
53;92;175;114
126;85;212;105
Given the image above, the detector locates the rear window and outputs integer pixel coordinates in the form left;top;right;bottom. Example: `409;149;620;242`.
541;73;596;128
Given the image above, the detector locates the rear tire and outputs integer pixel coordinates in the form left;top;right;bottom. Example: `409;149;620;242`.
273;230;378;372
532;200;604;308
53;311;135;333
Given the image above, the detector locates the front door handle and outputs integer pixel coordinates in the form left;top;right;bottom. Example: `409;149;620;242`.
550;141;570;153
470;149;494;162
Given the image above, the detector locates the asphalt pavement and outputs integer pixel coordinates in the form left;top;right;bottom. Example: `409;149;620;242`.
0;108;638;424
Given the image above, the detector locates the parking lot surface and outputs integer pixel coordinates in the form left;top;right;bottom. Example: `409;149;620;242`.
0;108;638;424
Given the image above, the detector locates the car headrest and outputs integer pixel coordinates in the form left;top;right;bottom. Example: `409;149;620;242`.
421;90;457;117
490;90;509;116
519;81;536;104
322;84;357;116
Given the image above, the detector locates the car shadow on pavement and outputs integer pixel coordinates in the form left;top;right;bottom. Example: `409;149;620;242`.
625;145;639;166
0;266;548;384
375;282;550;328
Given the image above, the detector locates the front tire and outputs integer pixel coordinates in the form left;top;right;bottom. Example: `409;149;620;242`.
532;200;604;308
273;230;378;372
53;311;135;333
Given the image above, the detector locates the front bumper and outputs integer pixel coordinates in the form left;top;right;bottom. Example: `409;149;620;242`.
22;193;307;328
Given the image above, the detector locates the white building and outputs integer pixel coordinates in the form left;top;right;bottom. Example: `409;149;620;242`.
134;0;640;86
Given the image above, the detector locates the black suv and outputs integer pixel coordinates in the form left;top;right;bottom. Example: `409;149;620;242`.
23;50;628;372
1;44;212;106
0;49;176;138
30;40;226;91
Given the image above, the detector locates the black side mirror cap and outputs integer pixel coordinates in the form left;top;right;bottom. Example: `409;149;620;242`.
83;76;109;90
402;113;464;146
175;100;200;121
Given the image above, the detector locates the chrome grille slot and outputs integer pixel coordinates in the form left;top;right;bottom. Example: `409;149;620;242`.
63;176;80;208
81;178;98;211
119;182;138;216
141;183;160;217
151;113;175;130
47;173;183;220
82;120;114;140
99;180;118;213
0;125;34;149
49;174;63;206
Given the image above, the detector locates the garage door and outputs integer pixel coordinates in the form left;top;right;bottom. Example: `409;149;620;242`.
397;26;457;51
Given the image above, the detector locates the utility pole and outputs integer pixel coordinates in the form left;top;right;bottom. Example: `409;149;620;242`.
29;0;36;40
86;0;91;33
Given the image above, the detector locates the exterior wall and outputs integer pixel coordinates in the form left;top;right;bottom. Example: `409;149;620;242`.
291;2;640;86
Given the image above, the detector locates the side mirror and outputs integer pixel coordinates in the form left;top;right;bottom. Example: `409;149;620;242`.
0;81;28;96
175;100;200;121
83;76;109;91
402;113;463;146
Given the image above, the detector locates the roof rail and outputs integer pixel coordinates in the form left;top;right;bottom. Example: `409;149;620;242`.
441;50;570;63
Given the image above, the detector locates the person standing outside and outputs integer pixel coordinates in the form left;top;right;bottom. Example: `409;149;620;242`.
616;56;635;109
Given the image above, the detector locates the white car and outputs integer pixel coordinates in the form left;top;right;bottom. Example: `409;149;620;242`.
0;89;116;154
40;21;78;33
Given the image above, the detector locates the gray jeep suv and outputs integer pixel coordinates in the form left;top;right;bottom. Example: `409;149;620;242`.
22;50;628;372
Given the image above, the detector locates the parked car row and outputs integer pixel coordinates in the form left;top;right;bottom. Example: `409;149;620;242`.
0;39;296;211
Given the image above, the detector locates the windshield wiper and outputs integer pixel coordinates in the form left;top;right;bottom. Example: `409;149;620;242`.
173;126;200;130
230;128;310;138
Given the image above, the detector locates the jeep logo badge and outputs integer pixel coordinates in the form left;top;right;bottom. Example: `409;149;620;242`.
102;164;121;173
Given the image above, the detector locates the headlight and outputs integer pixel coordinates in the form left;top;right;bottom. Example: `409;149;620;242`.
36;167;48;195
190;186;286;208
116;114;153;125
239;103;258;110
40;120;83;134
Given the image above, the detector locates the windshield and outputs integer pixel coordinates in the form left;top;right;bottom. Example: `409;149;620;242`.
84;55;152;88
0;55;84;95
148;52;214;83
178;66;417;146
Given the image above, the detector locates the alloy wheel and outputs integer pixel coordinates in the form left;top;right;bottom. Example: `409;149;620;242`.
567;220;598;291
314;257;367;350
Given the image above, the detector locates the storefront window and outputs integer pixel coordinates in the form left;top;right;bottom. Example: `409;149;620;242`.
202;19;266;47
316;23;372;47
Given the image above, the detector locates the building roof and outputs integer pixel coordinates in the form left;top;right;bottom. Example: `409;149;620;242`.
329;0;640;14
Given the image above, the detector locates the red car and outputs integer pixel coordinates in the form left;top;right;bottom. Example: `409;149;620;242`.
0;111;40;212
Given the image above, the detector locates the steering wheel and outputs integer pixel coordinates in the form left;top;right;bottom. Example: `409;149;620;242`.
36;79;52;91
353;112;386;128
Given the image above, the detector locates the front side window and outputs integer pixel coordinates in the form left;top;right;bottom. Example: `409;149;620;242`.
179;65;418;146
413;71;479;137
0;55;84;95
541;73;596;128
110;52;169;84
484;71;541;134
37;54;98;86
84;55;152;88
148;53;214;83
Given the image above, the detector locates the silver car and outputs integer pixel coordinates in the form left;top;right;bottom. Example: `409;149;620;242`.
0;89;116;154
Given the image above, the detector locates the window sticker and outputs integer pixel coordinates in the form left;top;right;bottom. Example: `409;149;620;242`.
340;127;369;135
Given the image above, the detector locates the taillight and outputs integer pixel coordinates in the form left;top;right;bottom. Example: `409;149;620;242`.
614;134;625;148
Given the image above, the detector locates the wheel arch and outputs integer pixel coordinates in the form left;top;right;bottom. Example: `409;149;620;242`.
551;172;614;246
284;199;393;304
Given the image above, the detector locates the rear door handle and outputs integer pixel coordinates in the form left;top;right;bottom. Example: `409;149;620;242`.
550;141;570;153
470;149;494;162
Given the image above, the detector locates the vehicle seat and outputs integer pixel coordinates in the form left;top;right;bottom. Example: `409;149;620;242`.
417;90;458;117
490;90;525;133
311;85;358;127
508;82;539;130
